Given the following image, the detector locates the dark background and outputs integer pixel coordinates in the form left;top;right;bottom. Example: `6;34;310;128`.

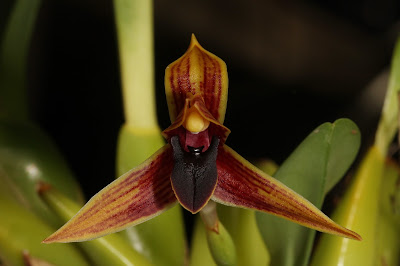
1;0;399;200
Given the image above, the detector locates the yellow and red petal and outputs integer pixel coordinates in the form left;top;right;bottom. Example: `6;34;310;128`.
162;94;230;145
212;145;362;241
43;145;176;243
165;34;228;124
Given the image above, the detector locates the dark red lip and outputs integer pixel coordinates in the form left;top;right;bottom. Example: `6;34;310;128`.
170;136;220;213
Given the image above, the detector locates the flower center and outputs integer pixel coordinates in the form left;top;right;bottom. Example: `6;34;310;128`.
183;107;210;134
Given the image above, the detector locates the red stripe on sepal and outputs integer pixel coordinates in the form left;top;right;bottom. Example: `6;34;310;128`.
212;144;362;241
44;144;176;243
164;34;228;124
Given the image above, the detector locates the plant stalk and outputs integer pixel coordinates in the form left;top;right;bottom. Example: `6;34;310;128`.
0;0;41;120
114;0;159;131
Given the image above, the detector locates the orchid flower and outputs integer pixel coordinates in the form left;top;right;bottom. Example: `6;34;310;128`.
43;35;361;244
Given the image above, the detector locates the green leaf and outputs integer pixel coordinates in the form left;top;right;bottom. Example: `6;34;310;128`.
311;39;400;266
0;120;85;228
375;159;400;265
0;195;88;266
0;0;41;120
375;37;400;155
310;147;382;266
324;119;361;193
39;183;152;266
217;206;270;266
255;118;360;266
190;217;216;266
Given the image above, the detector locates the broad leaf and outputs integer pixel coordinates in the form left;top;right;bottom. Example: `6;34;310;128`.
255;118;361;266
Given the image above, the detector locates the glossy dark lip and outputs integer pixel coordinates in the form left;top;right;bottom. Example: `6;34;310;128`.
170;135;220;213
187;145;204;155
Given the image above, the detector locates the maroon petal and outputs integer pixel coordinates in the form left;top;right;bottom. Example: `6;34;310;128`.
162;94;230;145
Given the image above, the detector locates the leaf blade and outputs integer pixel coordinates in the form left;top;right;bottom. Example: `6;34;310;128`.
255;119;361;266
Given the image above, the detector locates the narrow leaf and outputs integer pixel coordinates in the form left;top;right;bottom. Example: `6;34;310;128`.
0;0;41;120
0;120;85;228
38;182;152;266
190;217;217;266
375;37;400;155
374;159;400;265
217;205;270;266
0;195;88;266
44;145;176;243
311;147;383;266
23;251;56;266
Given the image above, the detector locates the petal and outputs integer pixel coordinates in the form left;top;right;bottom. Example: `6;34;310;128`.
212;145;362;241
165;34;228;124
43;145;176;243
170;136;220;213
162;94;230;144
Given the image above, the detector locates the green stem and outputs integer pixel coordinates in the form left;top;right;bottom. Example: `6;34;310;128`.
114;0;158;130
0;0;41;120
39;184;152;266
200;201;237;266
375;37;400;155
114;2;186;265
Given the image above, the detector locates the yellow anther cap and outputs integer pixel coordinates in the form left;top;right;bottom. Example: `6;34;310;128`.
183;108;210;133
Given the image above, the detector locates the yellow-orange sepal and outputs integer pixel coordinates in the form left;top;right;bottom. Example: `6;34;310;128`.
213;144;362;241
43;145;176;243
164;34;228;124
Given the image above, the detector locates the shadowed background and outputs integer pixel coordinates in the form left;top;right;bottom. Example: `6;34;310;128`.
0;0;398;200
